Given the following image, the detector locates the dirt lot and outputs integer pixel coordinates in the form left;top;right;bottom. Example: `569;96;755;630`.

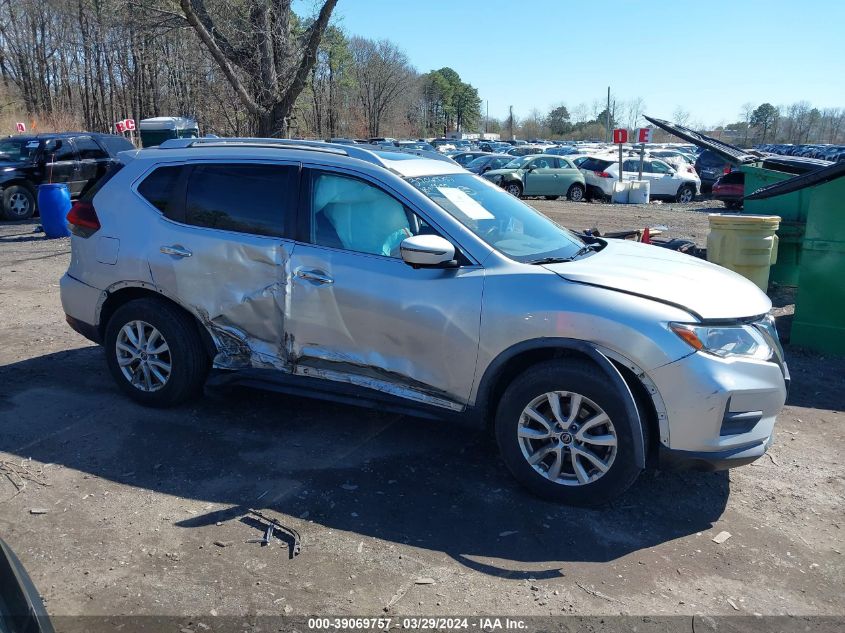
0;200;843;626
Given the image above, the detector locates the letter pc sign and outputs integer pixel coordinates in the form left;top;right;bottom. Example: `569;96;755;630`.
115;118;136;134
634;127;654;143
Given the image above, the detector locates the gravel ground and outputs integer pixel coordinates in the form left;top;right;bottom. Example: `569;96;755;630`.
0;206;843;627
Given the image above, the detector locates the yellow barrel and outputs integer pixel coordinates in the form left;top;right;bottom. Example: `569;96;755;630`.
707;214;781;291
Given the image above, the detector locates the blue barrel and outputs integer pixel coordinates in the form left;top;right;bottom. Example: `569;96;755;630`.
37;184;71;238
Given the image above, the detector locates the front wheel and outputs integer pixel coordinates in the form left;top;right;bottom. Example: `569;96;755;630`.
104;297;210;407
567;183;586;202
494;360;643;505
505;182;523;198
2;185;36;220
676;184;696;204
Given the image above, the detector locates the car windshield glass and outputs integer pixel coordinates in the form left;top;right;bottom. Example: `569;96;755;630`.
406;173;583;262
504;157;531;169
466;156;489;169
0;138;38;162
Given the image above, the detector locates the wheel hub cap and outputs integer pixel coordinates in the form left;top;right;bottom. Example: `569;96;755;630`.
116;320;172;393
517;391;617;486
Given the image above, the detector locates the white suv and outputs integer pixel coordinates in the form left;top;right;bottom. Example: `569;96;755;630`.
579;155;701;202
59;138;787;506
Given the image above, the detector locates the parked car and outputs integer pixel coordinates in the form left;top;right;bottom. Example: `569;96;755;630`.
695;149;734;192
506;146;546;157
0;132;133;220
578;155;700;202
544;146;579;156
465;154;514;175
482;154;586;201
60;137;788;505
395;141;436;152
712;171;744;209
449;151;491;167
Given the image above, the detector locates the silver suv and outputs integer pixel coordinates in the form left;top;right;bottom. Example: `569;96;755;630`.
60;138;789;505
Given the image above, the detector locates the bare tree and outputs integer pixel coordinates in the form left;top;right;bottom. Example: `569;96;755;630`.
621;97;645;130
179;0;338;136
672;106;691;127
350;37;410;138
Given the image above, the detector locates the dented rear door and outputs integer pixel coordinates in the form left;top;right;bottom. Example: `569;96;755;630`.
146;160;299;370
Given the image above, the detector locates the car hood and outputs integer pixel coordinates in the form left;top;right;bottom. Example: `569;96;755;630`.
0;160;28;170
543;239;771;320
484;168;519;177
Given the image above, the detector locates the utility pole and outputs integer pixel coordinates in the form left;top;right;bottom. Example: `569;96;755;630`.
509;105;513;140
485;100;489;135
605;86;611;143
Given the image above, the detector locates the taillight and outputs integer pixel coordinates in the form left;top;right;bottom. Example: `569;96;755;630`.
595;171;613;178
67;201;100;237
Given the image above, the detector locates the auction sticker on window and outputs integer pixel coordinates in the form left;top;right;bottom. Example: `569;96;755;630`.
436;187;494;220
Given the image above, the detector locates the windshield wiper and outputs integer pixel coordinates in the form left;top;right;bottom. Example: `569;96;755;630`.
529;243;600;265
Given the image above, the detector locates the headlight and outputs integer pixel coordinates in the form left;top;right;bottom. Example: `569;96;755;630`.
670;322;772;360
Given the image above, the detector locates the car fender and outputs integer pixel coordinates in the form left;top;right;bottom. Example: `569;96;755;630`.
476;337;646;468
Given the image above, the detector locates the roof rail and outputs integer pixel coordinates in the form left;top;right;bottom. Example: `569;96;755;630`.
157;137;388;168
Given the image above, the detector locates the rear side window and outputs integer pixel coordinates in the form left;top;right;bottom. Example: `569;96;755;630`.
138;165;184;217
698;151;726;167
74;136;109;160
98;135;134;156
579;158;612;172
184;164;295;237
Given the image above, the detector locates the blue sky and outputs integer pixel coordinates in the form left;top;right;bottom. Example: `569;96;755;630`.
304;0;845;125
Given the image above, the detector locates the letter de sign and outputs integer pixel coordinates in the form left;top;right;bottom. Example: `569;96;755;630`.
635;127;654;143
15;122;25;133
612;128;628;144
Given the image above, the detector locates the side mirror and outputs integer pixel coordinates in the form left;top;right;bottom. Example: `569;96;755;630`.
400;235;457;269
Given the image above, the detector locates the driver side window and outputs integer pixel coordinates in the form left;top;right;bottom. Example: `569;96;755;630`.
651;161;671;174
311;172;424;258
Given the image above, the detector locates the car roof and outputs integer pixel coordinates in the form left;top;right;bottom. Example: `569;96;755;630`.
126;138;466;179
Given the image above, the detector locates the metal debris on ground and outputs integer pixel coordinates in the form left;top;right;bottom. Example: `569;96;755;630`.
712;531;732;544
414;577;435;585
245;509;301;558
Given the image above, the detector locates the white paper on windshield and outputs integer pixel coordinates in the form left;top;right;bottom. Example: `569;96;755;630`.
436;186;494;220
25;141;39;148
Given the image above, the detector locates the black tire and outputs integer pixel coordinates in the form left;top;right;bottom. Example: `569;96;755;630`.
725;200;743;210
544;195;559;200
676;184;696;204
494;360;643;506
104;297;210;407
504;182;523;198
567;183;586;202
2;185;36;220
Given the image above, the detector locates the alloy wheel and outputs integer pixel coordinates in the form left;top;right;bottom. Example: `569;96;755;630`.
517;391;617;486
116;320;172;392
8;192;30;217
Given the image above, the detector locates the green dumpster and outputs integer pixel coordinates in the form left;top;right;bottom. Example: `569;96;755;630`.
740;158;828;286
643;116;833;288
746;162;845;355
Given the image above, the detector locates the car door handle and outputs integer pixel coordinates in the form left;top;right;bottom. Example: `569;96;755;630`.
296;268;334;285
160;245;192;258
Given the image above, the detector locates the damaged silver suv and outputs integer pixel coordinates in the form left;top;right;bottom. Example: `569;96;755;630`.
60;138;788;505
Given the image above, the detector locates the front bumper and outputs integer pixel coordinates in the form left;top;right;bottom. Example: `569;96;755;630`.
648;349;788;467
658;435;772;471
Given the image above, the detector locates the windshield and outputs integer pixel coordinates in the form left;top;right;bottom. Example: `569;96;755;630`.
406;173;584;262
0;138;39;163
504;156;532;169
466;156;490;170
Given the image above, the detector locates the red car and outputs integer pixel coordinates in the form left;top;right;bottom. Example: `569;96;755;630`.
712;171;744;210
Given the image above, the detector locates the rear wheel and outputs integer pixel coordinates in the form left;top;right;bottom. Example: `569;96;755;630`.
676;184;695;203
104;297;209;407
2;185;35;220
567;183;586;202
505;182;523;198
495;360;643;505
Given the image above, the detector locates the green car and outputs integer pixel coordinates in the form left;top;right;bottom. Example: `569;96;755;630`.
482;154;586;201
